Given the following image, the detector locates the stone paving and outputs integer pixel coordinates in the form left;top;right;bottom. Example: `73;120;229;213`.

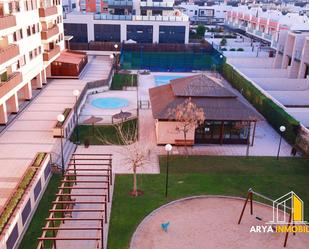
76;71;292;175
0;55;112;209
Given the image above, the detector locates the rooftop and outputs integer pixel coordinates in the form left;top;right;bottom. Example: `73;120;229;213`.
149;74;261;121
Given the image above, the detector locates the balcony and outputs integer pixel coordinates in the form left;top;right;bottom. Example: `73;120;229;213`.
43;45;60;62
41;25;59;40
94;14;189;22
0;15;17;30
108;0;133;7
263;33;272;41
140;2;174;10
0;44;19;65
39;6;58;17
254;30;263;37
0;72;22;99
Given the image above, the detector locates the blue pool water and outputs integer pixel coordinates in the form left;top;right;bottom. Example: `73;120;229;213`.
154;75;184;86
91;97;129;109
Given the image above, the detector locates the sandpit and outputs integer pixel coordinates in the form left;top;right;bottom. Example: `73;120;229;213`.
130;196;308;249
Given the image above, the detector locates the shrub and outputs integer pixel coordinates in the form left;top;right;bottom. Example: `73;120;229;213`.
220;38;227;46
0;168;36;232
84;138;90;148
220;63;300;145
32;153;47;168
229;48;236;51
55;108;71;128
237;48;244;51
221;48;227;51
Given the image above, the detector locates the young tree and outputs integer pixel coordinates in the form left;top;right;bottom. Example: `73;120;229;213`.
196;24;206;39
168;98;205;154
96;120;149;197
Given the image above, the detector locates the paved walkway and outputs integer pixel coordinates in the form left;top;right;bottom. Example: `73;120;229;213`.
75;71;292;175
0;55;112;210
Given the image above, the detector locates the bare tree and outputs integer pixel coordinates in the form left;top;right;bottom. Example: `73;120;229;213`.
96;120;149;197
168;98;205;154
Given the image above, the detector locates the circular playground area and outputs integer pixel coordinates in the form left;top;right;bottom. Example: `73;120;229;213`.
130;196;309;249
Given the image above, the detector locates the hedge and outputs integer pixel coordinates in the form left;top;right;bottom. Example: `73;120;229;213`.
0;168;36;233
55;108;71;128
220;63;300;145
0;153;47;233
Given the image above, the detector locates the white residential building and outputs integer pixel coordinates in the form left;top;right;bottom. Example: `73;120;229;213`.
63;0;190;44
0;0;65;124
179;2;231;24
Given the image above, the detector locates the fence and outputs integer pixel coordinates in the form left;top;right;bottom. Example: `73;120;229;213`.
69;41;216;53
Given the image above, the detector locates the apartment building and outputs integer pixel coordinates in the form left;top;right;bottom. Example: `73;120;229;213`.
64;0;190;43
0;0;65;124
178;2;231;25
225;6;309;46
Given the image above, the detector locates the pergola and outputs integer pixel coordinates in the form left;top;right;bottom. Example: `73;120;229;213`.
37;153;113;249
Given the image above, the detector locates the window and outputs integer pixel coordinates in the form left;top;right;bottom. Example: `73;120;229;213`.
27;26;31;36
29;51;33;60
19;55;26;67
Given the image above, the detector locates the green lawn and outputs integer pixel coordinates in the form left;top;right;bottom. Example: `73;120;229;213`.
19;174;62;249
108;156;309;249
70;119;137;145
110;73;137;90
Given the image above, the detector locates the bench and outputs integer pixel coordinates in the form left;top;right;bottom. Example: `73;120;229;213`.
174;139;194;146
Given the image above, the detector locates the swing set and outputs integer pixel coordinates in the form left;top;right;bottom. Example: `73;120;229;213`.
238;188;297;248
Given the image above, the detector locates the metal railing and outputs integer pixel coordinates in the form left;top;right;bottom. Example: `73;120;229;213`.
254;30;263;37
0;14;17;30
140;2;174;8
94;14;189;21
263;33;272;41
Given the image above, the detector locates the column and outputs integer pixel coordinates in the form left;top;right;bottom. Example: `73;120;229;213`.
36;73;43;88
120;23;127;43
21;82;32;100
153;24;159;43
0;103;8;124
41;70;47;84
6;93;19;114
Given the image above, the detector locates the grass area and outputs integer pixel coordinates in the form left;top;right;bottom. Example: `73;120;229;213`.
110;73;137;90
18;174;62;249
70;119;137;145
108;156;309;249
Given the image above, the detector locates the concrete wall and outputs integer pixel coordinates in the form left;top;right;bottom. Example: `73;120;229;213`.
155;120;195;144
228;57;274;68
253;78;309;91
0;155;52;249
239;68;288;78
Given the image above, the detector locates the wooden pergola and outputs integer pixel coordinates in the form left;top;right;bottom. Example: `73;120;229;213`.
37;153;112;249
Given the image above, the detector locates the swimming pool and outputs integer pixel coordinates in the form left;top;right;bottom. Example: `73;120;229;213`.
91;97;129;109
154;75;184;86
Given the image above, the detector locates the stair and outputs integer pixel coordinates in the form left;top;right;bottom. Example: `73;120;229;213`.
53;139;77;171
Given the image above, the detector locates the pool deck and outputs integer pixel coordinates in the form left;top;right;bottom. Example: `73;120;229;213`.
80;90;138;124
77;71;292;175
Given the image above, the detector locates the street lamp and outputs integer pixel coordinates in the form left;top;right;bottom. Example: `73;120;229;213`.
73;89;80;144
277;125;286;160
165;144;173;198
57;114;65;176
109;54;114;59
114;44;118;50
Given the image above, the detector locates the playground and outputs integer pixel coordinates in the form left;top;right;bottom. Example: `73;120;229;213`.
130;196;309;249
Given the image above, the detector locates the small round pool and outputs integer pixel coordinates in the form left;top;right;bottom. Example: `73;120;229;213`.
91;97;129;109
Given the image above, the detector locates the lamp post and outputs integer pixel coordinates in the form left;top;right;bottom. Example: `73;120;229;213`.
57;114;65;176
277;125;286;160
73;89;80;144
165;144;173;198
